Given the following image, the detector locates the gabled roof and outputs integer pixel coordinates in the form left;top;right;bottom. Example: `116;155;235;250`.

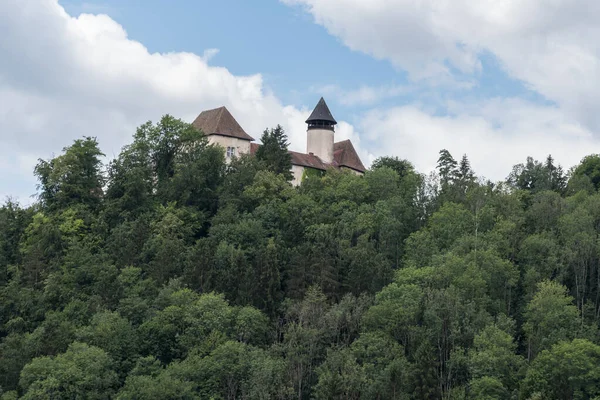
305;97;337;124
251;141;365;173
289;151;329;171
251;143;329;171
192;106;254;141
333;140;366;173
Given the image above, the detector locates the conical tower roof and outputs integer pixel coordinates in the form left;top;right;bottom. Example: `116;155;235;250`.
305;97;337;124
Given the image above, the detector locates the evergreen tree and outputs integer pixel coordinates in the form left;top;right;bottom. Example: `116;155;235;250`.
507;155;566;194
255;125;293;181
436;149;458;187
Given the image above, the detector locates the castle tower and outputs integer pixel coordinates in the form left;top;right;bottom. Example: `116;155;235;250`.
306;97;336;163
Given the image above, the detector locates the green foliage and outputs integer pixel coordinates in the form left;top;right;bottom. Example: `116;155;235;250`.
469;321;525;393
255;124;293;181
522;339;600;399
371;156;415;179
523;280;581;359
117;372;198;400
469;376;510;400
570;154;600;192
6;121;600;399
34;137;105;211
507;155;566;194
76;311;139;376
19;342;119;399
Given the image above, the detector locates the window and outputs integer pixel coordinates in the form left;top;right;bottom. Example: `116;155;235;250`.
226;146;236;158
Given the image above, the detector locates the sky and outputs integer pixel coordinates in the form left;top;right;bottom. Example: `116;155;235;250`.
2;0;600;203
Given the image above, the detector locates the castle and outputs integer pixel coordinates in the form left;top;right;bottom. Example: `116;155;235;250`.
192;97;365;185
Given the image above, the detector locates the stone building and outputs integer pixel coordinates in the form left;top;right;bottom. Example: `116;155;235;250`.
192;97;365;185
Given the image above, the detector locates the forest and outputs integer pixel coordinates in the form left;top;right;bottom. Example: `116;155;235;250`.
3;115;600;399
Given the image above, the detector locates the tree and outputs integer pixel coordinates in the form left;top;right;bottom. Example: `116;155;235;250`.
468;322;525;394
117;373;198;400
76;311;139;377
350;332;409;399
255;125;293;181
19;342;119;400
507;155;566;194
570;154;600;192
371;156;415;179
0;200;32;284
34;137;105;212
314;347;365;400
523;281;580;360
469;376;509;400
522;339;600;399
437;149;458;186
104;128;155;224
455;154;476;199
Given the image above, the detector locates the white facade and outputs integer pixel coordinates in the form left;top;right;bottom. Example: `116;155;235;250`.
207;135;251;161
291;165;306;186
307;128;334;163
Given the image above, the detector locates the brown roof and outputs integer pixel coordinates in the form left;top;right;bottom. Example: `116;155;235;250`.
192;106;254;141
289;151;329;171
333;140;366;173
251;143;328;170
250;140;365;173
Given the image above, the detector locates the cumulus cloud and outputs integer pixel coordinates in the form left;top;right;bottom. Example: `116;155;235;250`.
3;0;600;203
0;0;312;202
316;83;412;106
359;98;595;181
283;0;600;128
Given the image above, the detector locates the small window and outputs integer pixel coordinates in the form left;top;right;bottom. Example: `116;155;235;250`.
226;146;236;158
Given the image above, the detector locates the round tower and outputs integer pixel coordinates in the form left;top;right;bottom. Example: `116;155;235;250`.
306;97;337;163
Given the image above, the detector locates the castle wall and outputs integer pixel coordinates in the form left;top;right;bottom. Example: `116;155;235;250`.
307;128;334;163
291;164;305;186
207;135;251;161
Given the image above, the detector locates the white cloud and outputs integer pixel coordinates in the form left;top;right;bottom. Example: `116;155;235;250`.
3;0;600;204
283;0;600;129
0;0;313;202
315;83;412;106
358;98;595;181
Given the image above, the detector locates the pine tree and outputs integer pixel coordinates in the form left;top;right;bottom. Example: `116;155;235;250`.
436;149;458;187
457;154;474;183
256;125;293;181
456;154;476;199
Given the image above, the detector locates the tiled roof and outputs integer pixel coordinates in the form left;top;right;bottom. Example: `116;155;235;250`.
251;143;328;170
251;142;364;173
333;140;366;173
289;151;329;171
305;97;337;124
192;106;254;141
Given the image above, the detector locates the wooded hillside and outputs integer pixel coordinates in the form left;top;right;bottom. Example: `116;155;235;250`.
2;115;600;399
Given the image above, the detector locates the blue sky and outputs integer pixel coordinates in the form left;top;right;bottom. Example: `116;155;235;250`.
60;0;544;120
63;0;406;117
2;0;600;202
